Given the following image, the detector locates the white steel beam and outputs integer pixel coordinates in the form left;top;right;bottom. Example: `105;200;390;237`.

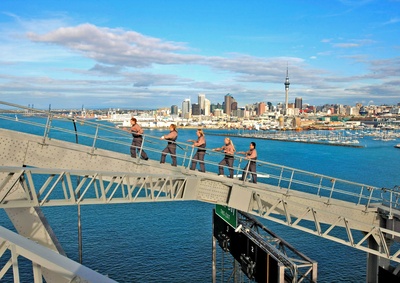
0;226;117;283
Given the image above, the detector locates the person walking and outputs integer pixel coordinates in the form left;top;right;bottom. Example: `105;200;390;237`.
213;137;235;178
187;129;206;172
237;141;257;184
160;124;178;166
129;117;148;160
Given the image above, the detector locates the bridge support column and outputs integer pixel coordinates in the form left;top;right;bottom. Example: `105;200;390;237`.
367;237;391;283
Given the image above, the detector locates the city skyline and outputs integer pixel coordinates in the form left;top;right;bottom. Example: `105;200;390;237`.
0;1;399;110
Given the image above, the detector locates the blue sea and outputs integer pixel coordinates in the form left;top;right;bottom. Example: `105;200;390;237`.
1;117;400;282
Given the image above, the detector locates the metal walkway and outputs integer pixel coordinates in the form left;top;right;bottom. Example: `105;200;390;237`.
1;101;400;282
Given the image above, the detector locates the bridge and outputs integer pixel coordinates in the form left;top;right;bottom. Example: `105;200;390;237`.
0;102;399;282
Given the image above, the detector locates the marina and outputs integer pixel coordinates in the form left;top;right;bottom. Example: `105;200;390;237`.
205;128;400;148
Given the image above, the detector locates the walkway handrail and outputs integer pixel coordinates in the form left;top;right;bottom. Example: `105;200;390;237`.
0;225;117;283
0;101;392;210
381;185;400;218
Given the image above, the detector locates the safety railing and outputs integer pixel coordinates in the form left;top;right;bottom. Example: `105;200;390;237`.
0;101;394;210
381;185;400;219
0;226;117;283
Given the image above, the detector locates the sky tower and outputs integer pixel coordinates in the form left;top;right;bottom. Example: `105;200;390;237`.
284;66;290;114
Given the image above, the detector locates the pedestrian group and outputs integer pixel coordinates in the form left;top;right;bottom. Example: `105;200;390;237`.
129;118;257;183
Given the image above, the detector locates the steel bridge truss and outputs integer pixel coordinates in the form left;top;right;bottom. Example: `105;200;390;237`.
249;191;400;264
1;165;400;266
0;167;192;207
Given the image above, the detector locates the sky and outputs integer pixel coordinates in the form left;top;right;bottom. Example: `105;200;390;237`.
0;0;399;110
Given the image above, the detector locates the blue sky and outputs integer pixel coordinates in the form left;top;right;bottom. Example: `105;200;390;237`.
0;0;399;110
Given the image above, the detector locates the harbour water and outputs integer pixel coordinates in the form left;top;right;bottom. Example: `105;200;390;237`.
1;117;400;282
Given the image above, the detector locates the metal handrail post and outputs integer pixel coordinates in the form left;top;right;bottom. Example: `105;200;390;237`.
394;186;400;209
278;167;284;188
365;187;375;210
389;189;393;219
138;134;145;161
357;186;365;206
91;125;99;154
328;179;336;202
287;169;295;192
186;146;195;170
317;176;323;196
177;144;188;167
42;113;53;144
235;157;242;178
242;159;251;183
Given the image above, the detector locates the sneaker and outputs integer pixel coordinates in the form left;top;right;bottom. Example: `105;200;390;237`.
218;174;225;177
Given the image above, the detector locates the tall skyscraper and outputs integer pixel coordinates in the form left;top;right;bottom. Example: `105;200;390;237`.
224;93;235;116
198;93;205;115
192;103;201;115
204;98;211;116
284;66;290;114
182;99;191;119
257;102;266;116
170;105;178;115
295;97;302;110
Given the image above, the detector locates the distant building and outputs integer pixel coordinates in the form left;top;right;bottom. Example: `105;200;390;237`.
390;107;400;114
204;98;211;116
295;97;302;110
210;103;219;113
257;102;265;116
198;93;205;115
267;102;273;111
286;108;295;116
212;109;221;117
346;106;359;116
338;105;346;115
192;103;201;116
224;93;235;116
231;103;242;117
170;105;178;115
235;108;246;118
182;99;191;119
307;105;316;113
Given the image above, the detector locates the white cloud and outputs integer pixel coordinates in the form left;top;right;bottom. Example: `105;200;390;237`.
381;17;400;26
27;23;200;68
333;43;360;48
